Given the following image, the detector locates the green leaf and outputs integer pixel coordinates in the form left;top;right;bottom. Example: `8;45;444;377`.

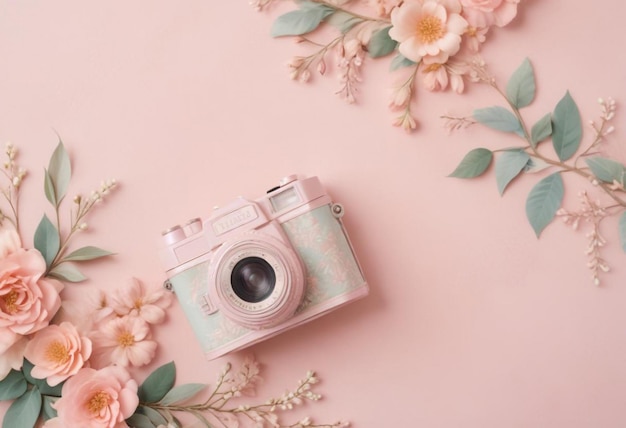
47;141;71;206
47;263;87;283
619;212;626;253
368;26;396;58
326;10;362;33
126;413;156;428
495;149;530;195
585;157;626;186
525;172;564;237
0;370;27;400
22;360;64;397
530;113;552;147
43;169;56;207
552;91;582;161
473;106;523;136
62;246;115;262
136;406;168;426
389;53;415;71
506;58;536;109
41;396;57;421
138;362;176;403
448;148;493;178
159;383;207;405
270;2;334;37
3;387;42;428
33;215;60;268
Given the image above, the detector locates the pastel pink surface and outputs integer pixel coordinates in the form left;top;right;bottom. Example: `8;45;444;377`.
1;1;626;427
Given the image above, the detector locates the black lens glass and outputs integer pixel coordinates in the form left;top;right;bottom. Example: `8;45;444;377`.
231;257;276;303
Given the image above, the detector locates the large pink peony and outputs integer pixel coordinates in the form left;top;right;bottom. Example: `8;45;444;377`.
47;365;139;428
24;321;92;386
460;0;519;28
389;0;468;64
0;229;63;360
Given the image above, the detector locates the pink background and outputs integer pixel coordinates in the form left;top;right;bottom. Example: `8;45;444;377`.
2;0;626;426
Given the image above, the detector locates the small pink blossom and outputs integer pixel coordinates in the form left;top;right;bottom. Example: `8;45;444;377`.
421;62;449;91
24;321;92;386
48;365;138;428
90;316;157;368
0;228;63;355
464;26;489;52
110;278;171;324
389;0;468;63
460;0;519;28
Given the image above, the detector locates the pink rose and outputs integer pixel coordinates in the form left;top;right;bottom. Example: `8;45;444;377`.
460;0;519;27
51;365;139;428
24;321;92;386
0;229;63;354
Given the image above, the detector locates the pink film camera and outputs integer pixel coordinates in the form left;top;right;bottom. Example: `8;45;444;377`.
159;175;368;360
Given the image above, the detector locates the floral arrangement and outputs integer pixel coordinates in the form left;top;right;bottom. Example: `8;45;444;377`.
252;0;520;130
0;141;349;427
445;59;625;286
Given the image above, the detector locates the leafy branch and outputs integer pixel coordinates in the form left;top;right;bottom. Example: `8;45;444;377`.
447;58;626;285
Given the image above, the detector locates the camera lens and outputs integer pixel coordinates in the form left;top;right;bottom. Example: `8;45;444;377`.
231;257;276;303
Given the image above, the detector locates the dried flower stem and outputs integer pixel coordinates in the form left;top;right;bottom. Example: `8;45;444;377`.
0;143;26;233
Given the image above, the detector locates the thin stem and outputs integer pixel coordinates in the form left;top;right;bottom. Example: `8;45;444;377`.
309;0;390;23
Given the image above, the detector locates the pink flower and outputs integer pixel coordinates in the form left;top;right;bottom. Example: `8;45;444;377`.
0;228;63;354
0;337;28;379
389;0;468;63
90;316;157;368
48;365;138;428
110;277;171;324
23;321;92;386
460;0;519;28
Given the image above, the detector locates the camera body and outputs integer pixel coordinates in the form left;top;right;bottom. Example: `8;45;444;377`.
159;175;368;360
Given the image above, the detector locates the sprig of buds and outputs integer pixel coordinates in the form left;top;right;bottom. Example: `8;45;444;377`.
0;142;27;231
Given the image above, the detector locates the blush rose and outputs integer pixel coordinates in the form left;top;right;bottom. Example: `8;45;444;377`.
460;0;519;27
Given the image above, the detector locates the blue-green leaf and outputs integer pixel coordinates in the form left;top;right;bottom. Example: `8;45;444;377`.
496;149;530;195
22;360;64;397
47;141;71;206
531;113;552;147
159;383;207;405
523;157;552;174
48;263;87;283
126;413;156;428
3;387;42;428
473;106;523;136
33;215;60;267
585;157;626;186
62;246;115;262
136;406;168;426
448;148;493;178
41;396;58;421
326;10;362;33
389;53;415;71
43;169;56;207
525;173;564;237
271;3;334;37
0;370;27;400
368;26;396;58
506;58;536;109
619;212;626;253
138;362;176;403
552;91;582;161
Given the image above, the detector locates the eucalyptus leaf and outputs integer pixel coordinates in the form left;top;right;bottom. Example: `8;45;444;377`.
523;157;552;174
495;150;530;195
552;91;582;161
525;172;564;237
270;3;334;37
43;169;56;207
585;157;626;186
159;383;207;406
530;113;552;147
137;405;168;426
41;396;58;421
389;53;415;71
138;361;176;403
62;246;115;262
620;212;626;253
368;26;396;58
48;263;87;283
448;148;493;178
506;58;536;109
473;106;523;136
126;413;156;428
47;141;71;206
0;370;27;401
33;215;60;268
326;10;362;33
3;387;42;428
